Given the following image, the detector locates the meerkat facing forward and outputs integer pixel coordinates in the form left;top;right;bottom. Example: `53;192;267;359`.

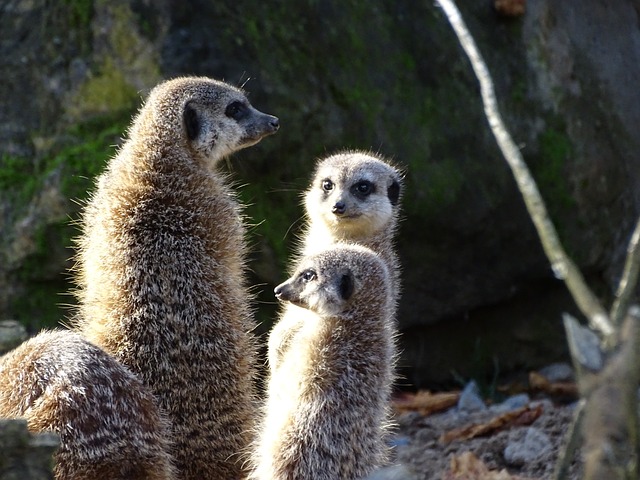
251;244;396;480
269;151;403;371
0;329;175;480
72;76;279;479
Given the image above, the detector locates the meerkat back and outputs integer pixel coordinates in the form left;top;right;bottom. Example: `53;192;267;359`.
268;151;403;372
0;329;175;480
253;244;396;480
72;76;279;479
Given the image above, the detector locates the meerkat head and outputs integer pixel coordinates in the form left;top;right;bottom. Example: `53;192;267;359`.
274;244;389;317
304;151;403;240
143;77;279;166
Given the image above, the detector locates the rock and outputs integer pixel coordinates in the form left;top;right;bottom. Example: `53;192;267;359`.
364;464;417;480
538;362;574;382
491;393;530;413
0;418;58;479
0;320;27;354
457;381;487;413
503;427;553;467
2;0;640;387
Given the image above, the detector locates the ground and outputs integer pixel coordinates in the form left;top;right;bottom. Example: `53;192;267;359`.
388;371;583;480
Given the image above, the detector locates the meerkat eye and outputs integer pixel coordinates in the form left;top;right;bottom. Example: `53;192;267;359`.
352;180;373;197
321;179;334;192
301;269;317;282
225;101;248;121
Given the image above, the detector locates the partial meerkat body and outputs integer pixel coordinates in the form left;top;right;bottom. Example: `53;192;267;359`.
72;76;279;479
269;151;403;372
0;329;175;480
251;245;396;480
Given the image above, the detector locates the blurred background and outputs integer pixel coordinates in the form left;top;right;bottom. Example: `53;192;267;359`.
1;0;639;390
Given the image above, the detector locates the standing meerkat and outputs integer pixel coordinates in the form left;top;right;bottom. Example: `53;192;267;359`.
269;150;403;371
0;329;175;480
251;245;396;480
72;76;279;479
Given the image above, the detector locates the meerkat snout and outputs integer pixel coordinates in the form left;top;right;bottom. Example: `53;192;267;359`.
332;201;346;215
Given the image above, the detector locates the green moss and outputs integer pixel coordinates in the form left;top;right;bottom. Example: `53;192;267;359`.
7;112;132;330
70;60;139;117
536;127;575;211
406;158;466;218
61;0;94;28
0;155;41;204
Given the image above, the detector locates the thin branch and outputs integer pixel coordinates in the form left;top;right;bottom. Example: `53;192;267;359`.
553;399;585;480
434;0;614;343
610;217;640;326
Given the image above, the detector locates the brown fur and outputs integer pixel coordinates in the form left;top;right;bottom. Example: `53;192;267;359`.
72;76;279;479
269;151;403;372
251;245;396;479
0;329;175;480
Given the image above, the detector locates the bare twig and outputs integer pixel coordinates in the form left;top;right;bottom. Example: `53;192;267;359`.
553;399;585;480
434;0;614;343
610;217;640;326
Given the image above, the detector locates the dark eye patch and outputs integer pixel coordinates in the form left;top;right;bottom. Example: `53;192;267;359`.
350;180;374;199
225;100;248;121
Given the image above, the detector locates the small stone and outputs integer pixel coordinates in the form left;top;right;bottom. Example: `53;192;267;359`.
457;381;487;413
503;427;552;466
538;362;574;382
364;464;417;480
388;435;410;448
491;393;530;413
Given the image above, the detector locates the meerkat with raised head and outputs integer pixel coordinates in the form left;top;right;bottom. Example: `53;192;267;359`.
0;329;175;480
72;76;279;479
251;244;396;480
269;151;403;371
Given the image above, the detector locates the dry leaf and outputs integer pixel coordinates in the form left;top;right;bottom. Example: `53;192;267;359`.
494;0;526;17
439;404;544;444
393;390;460;416
529;371;578;401
442;451;535;479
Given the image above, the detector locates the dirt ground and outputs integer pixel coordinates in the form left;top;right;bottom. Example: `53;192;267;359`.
388;387;583;479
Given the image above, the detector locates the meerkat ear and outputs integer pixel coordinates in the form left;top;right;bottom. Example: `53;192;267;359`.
183;103;200;141
387;179;401;206
338;272;354;301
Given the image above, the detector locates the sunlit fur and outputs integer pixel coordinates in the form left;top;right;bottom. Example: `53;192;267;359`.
72;76;278;479
269;150;403;373
251;245;396;480
0;330;175;480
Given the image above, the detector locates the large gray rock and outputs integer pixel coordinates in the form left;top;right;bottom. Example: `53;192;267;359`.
1;0;639;386
0;419;58;479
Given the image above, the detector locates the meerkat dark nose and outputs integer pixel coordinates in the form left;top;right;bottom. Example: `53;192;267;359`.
332;201;346;215
274;282;294;302
269;116;280;131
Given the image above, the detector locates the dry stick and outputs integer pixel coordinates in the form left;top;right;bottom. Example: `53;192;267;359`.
434;0;615;343
610;217;640;326
553;399;586;480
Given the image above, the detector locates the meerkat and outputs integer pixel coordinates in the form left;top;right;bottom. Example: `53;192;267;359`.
71;76;279;479
268;150;403;372
251;244;396;480
0;329;175;480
